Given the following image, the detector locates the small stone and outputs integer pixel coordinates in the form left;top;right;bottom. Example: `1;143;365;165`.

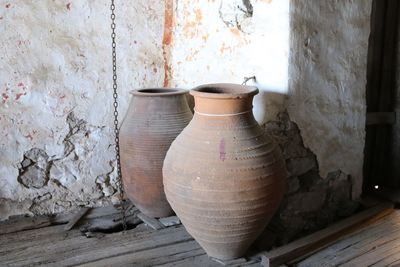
56;200;72;209
286;191;326;213
49;160;77;187
219;0;254;34
21;158;32;168
327;170;347;181
336;201;359;217
25;148;49;162
330;178;351;203
283;144;309;159
18;148;51;189
110;195;121;205
95;175;107;184
102;185;116;197
287;177;300;194
286;157;317;176
18;165;48;189
34;192;52;203
298;170;320;189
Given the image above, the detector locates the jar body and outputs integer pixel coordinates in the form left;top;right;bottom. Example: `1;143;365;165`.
163;84;286;259
120;89;193;218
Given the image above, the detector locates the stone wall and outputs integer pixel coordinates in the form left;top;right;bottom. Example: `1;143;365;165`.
0;0;372;245
265;113;358;244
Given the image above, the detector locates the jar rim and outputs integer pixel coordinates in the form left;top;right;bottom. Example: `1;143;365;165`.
190;83;258;99
130;88;188;96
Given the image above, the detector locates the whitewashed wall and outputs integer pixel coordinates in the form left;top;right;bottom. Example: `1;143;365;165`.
0;0;165;219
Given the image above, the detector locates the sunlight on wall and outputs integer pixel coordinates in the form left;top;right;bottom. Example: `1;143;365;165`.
167;0;290;124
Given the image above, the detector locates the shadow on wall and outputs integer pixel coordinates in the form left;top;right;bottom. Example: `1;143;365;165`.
253;90;287;124
253;0;372;248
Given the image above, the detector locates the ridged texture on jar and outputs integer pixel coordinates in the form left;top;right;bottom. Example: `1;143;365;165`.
163;84;286;259
120;89;193;218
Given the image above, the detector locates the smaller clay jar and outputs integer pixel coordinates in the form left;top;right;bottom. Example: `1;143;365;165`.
163;83;287;259
120;88;193;218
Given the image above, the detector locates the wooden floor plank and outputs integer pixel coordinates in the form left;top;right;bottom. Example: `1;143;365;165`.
370;249;400;267
56;227;193;267
0;215;54;235
0;204;262;267
297;214;400;266
1;226;192;267
341;238;400;266
137;212;165;230
262;202;394;266
78;240;204;267
342;234;400;267
0;224;66;247
0;205;127;236
154;254;223;267
4;203;397;267
64;207;91;231
297;210;400;267
0;225;81;256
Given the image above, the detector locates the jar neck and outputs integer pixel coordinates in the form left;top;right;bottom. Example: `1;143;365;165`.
130;94;190;114
193;96;254;116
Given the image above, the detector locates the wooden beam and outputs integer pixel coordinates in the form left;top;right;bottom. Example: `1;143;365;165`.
159;216;181;227
64;207;91;231
366;112;396;125
0;205;125;235
0;216;53;235
137;212;165;230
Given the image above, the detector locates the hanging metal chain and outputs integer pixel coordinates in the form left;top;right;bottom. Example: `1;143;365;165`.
110;0;127;231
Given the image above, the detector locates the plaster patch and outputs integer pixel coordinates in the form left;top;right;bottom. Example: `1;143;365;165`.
95;161;117;197
219;0;254;34
265;112;357;244
287;1;372;198
0;0;165;220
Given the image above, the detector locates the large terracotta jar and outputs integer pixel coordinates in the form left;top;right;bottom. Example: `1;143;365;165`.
120;88;193;218
163;84;286;259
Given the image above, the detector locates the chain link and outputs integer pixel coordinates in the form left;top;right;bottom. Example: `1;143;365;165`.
110;0;127;231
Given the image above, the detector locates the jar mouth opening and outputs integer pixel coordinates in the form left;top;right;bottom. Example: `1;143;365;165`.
191;83;258;99
131;88;188;96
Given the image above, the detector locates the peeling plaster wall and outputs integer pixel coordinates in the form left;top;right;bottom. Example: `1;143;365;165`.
288;1;372;198
0;0;165;220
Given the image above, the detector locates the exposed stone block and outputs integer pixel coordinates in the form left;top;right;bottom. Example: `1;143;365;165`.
17;148;51;189
286;157;317;177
